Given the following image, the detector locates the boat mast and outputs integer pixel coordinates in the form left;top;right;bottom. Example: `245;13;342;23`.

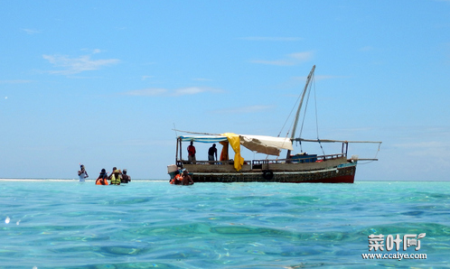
286;65;316;159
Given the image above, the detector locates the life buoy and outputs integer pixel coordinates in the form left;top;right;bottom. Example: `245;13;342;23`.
262;170;274;180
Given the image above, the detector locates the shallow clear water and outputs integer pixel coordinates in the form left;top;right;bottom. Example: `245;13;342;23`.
1;180;449;268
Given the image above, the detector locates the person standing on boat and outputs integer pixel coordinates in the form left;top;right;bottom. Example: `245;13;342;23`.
187;140;196;164
78;164;89;182
208;144;217;164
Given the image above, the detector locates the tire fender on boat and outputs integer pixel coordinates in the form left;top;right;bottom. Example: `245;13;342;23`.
262;170;274;180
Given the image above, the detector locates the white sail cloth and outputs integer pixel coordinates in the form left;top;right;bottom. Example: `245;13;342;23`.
240;135;293;156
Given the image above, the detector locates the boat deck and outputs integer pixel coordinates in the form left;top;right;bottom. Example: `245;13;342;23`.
178;155;347;173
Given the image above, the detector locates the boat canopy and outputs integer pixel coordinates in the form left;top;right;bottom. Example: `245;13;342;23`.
179;134;293;156
178;132;294;171
179;136;228;143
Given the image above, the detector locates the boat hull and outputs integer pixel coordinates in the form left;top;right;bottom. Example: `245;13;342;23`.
187;164;356;183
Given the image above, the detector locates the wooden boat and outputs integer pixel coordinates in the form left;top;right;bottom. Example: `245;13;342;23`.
168;66;381;183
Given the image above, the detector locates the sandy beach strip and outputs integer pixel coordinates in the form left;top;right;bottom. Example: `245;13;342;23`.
0;178;166;182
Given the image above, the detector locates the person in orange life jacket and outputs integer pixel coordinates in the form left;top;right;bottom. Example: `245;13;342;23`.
96;169;109;185
121;169;131;184
187;140;196;164
170;170;182;184
181;169;194;185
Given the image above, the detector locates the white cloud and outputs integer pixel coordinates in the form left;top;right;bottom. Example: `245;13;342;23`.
240;37;302;41
213;105;274;114
125;88;167;96
394;141;450;158
141;75;153;81
290;52;313;61
123;87;221;97
22;28;40;34
172;87;220;96
80;48;104;54
360;46;374;52
43;53;119;75
251;51;314;66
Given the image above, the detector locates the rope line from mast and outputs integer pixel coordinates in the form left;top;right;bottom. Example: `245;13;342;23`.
277;90;303;138
298;73;315;152
312;76;325;156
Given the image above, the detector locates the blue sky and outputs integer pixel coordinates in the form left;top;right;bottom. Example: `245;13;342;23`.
1;1;449;180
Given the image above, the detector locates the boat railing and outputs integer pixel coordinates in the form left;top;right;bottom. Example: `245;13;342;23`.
252;153;344;166
176;153;344;167
177;160;236;166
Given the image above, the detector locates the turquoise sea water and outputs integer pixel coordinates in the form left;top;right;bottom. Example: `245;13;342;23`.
1;180;449;269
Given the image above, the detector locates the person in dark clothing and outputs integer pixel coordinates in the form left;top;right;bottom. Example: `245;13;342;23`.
121;169;131;183
208;144;217;164
187;140;196;164
181;169;194;185
96;168;109;185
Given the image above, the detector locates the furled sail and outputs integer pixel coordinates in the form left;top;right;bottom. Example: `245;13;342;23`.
240;135;293;156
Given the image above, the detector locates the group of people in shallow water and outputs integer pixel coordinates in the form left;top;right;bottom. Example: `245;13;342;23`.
77;165;131;185
79;164;193;186
170;168;194;185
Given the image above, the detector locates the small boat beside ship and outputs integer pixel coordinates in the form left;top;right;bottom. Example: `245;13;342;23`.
167;65;381;183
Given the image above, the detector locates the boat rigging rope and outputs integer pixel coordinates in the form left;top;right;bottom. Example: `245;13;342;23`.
297;79;312;152
274;93;304;160
352;142;382;165
364;143;381;164
313;78;326;156
277;91;303;138
297;73;325;155
277;68;328;156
